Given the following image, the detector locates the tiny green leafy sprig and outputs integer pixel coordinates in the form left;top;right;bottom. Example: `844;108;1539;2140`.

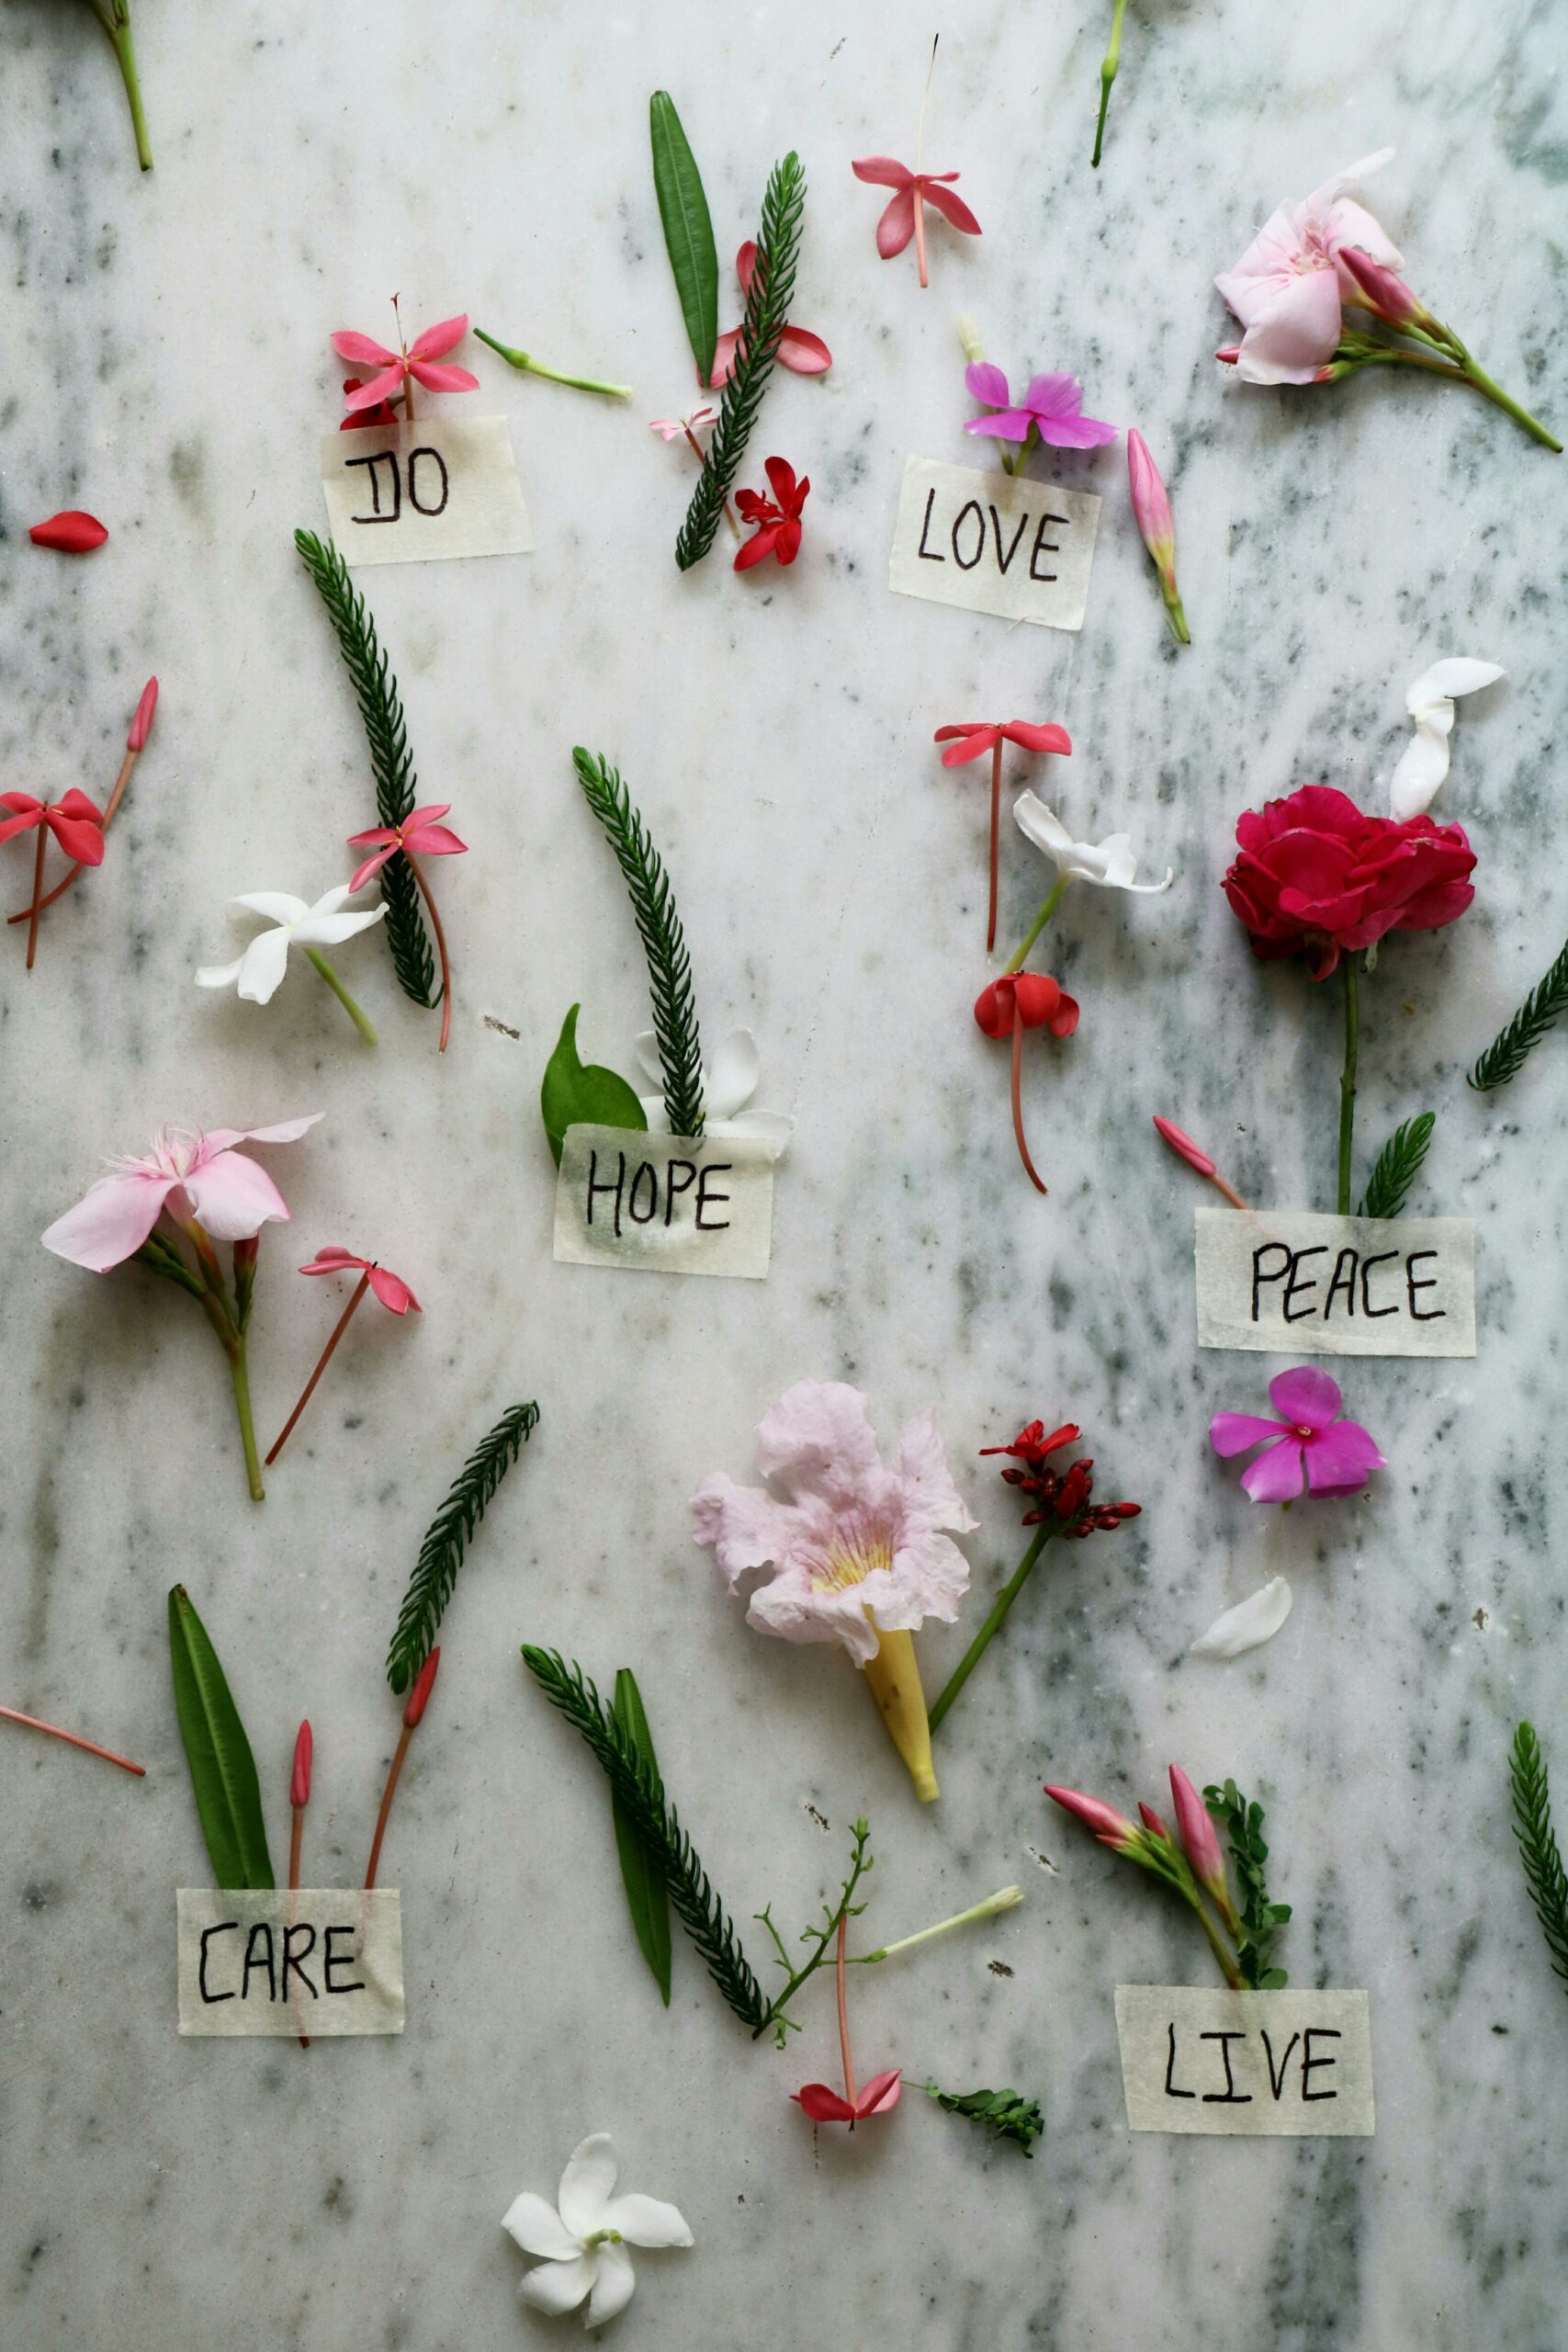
1203;1778;1291;1990
295;530;437;1012
674;151;807;571
572;749;705;1136
522;1647;769;2030
925;2081;1044;2156
752;1818;873;2047
387;1405;539;1693
1510;1721;1568;1994
1358;1112;1436;1218
1471;935;1568;1092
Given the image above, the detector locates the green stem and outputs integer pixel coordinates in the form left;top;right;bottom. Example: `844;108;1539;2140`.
1005;875;1068;975
303;946;378;1045
1160;580;1190;647
1190;1887;1244;1991
226;1334;265;1503
473;328;631;400
1091;0;1129;168
855;1884;1021;1962
927;1525;1054;1736
752;1824;871;2041
1358;344;1562;449
1337;952;1359;1216
93;6;152;170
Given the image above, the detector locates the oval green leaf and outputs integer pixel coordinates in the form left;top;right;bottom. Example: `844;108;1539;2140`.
541;1003;648;1168
611;1668;673;2006
650;91;719;387
168;1584;275;1891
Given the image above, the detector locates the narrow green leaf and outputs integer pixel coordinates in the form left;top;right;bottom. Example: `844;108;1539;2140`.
168;1585;274;1890
540;1004;648;1169
611;1669;673;2005
387;1404;539;1693
649;92;719;387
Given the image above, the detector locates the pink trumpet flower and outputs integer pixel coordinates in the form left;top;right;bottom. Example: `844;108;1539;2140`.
332;302;479;420
852;156;981;288
1126;429;1190;646
346;805;467;1052
708;243;832;386
1211;1365;1387;1503
934;719;1071;952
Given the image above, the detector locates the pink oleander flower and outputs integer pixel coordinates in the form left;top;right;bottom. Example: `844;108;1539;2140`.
1126;429;1190;646
0;790;106;866
332;304;479;417
963;364;1117;452
41;1116;321;1272
346;804;468;893
852;155;980;288
794;2070;902;2126
1214;150;1402;387
1211;1366;1387;1503
709;243;832;387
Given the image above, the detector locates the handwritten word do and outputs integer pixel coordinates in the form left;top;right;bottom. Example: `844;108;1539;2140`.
345;443;450;526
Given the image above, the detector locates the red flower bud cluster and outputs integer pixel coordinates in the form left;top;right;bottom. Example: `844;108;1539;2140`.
984;1421;1140;1536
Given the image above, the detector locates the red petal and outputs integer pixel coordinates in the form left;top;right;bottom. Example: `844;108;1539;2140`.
763;456;798;508
734;525;781;571
852;156;917;188
935;724;997;764
408;361;479;395
921;182;982;235
792;2084;857;2121
333;330;398;367
408;313;469;361
1001;723;1071;755
734;241;758;294
855;2069;903;2117
777;327;832;375
367;1263;421;1314
706;329;742;389
299;1247;366;1276
875;187;918;258
28;510;108;552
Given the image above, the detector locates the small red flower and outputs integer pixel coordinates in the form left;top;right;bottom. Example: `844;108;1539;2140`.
299;1245;421;1316
0;791;106;866
28;510;108;552
973;972;1079;1195
980;1419;1081;1464
735;458;810;572
793;2070;903;2125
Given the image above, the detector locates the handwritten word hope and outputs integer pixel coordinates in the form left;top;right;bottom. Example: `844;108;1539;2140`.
1115;1986;1374;2137
176;1889;404;2037
553;1125;775;1282
1194;1207;1476;1360
889;457;1100;631
319;417;535;569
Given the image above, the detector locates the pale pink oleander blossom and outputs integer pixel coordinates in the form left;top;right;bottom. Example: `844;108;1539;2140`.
41;1117;321;1272
1210;1365;1386;1503
1214;151;1402;387
692;1379;976;1664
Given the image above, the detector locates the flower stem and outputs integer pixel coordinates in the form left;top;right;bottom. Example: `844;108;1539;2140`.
1161;580;1191;647
927;1525;1054;1735
0;1703;144;1775
92;3;152;170
405;850;453;1051
753;1821;873;2039
856;1884;1021;1962
265;1272;369;1465
1010;999;1048;1194
302;946;378;1045
1359;345;1562;449
1337;952;1359;1216
914;197;929;289
1190;1887;1244;1990
227;1336;265;1502
1091;0;1129;168
472;328;631;398
835;1913;858;2109
986;741;1002;953
1005;874;1067;974
364;1721;413;1888
24;821;47;971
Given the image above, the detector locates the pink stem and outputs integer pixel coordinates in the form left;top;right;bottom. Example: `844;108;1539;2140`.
914;195;929;288
1010;1001;1047;1193
835;1913;858;2115
24;822;46;970
265;1273;369;1464
407;852;453;1052
10;746;136;924
1207;1169;1252;1212
987;741;1001;953
1;1703;144;1776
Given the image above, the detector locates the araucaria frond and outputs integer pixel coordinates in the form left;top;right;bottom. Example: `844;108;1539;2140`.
387;1404;539;1692
674;151;807;571
294;528;437;1010
1471;935;1568;1092
572;748;705;1136
1358;1112;1435;1218
522;1647;768;2029
1510;1721;1568;1992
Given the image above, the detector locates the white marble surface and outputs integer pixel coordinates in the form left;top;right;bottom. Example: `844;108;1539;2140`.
5;2;1568;2346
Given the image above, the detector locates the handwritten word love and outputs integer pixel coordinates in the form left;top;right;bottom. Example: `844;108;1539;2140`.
889;458;1100;631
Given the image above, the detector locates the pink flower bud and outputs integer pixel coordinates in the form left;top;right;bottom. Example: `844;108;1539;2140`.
1168;1765;1226;1898
1214;345;1241;368
1138;1802;1170;1839
1339;244;1427;330
290;1720;313;1808
1126;429;1174;560
1153;1114;1215;1177
1044;1783;1140;1852
128;677;159;752
403;1645;440;1728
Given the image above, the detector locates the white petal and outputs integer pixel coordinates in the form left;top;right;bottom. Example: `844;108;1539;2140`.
585;2243;637;2329
231;891;310;927
292;906;386;947
1407;657;1506;711
600;2194;694;2250
637;1092;673;1136
1190;1577;1293;1660
195;957;245;992
720;1110;795;1159
1389;724;1450;822
1091;832;1173;893
1011;789;1075;872
501;2192;580;2262
303;884;360;920
558;2136;617;2237
519;2254;597;2317
233;926;293;1005
705;1028;761;1120
1307;146;1395;212
632;1031;663;1087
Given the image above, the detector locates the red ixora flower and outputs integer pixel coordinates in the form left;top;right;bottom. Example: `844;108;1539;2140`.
1223;785;1475;980
794;2071;903;2125
0;792;106;866
300;1245;421;1316
980;1419;1081;1464
984;1422;1141;1535
734;458;810;572
708;244;832;387
346;804;468;1053
974;971;1079;1197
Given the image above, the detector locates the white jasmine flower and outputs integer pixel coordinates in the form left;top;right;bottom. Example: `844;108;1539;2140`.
633;1026;794;1158
1012;791;1173;892
196;887;385;1005
502;2134;693;2330
1389;658;1506;822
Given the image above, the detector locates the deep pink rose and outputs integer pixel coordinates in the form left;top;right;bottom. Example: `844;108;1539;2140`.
1223;785;1475;979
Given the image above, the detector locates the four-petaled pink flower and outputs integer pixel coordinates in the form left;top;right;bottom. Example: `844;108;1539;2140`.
963;365;1117;451
649;405;717;442
41;1117;320;1272
346;804;468;894
709;243;832;387
0;790;106;865
793;2070;902;2126
1214;150;1402;388
1210;1365;1387;1503
332;309;479;418
299;1246;421;1316
852;156;981;288
734;458;810;572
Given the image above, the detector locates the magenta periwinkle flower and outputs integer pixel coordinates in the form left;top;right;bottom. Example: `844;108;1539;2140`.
1126;428;1190;647
964;364;1117;458
1211;1365;1386;1504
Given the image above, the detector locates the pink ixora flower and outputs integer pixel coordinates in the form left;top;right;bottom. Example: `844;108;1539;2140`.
649;404;717;442
332;302;479;419
1211;1365;1386;1503
300;1246;420;1315
964;365;1117;455
795;2070;902;2126
1214;150;1402;387
852;156;980;288
935;720;1071;953
734;458;809;571
346;804;468;894
709;243;831;387
41;1117;320;1272
0;790;106;866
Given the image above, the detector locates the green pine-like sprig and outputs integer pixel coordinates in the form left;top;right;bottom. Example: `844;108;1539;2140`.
387;1404;539;1692
295;528;437;1010
674;151;806;571
1510;1721;1568;1992
1471;935;1568;1092
522;1646;768;2030
1204;1778;1291;1990
1358;1112;1435;1218
572;748;705;1136
925;2081;1045;2156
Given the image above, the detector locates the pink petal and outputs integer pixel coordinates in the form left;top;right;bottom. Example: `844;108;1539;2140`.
1267;1364;1343;1430
964;361;1011;410
49;813;106;864
734;241;758;294
777;327;832;374
855;2069;903;2117
1037;413;1119;449
408;361;479;395
793;2084;857;2122
202;1116;322;1152
1209;1412;1292;1457
345;824;399;849
964;408;1033;441
344;366;404;413
920;182;981;235
41;1170;174;1271
300;1247;367;1276
408;313;469;361
936;728;998;765
402;802;453;829
753;1379;885;1504
181;1151;291;1242
706;329;741;389
1021;372;1085;417
1303;1420;1386;1496
1001;723;1071;755
367;1263;421;1314
691;1472;800;1591
1236;268;1344;386
405;822;468;857
875;187;918;259
1043;1785;1139;1848
348;848;392;892
332;330;398;367
852;156;917;189
1238;1439;1306;1504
